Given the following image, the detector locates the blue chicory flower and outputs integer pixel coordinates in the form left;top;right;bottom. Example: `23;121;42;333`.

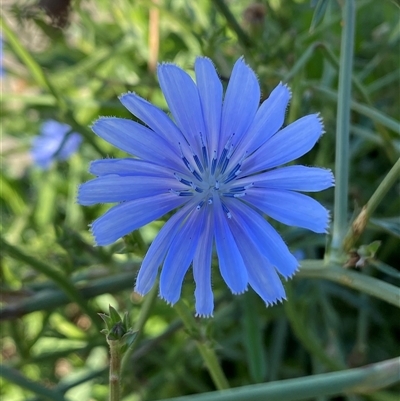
78;57;334;317
31;120;82;169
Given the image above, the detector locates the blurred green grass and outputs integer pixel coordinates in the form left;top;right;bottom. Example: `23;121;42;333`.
1;0;399;400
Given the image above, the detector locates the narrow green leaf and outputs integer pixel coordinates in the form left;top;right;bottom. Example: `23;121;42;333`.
242;291;268;383
370;217;400;238
310;0;330;32
0;365;66;401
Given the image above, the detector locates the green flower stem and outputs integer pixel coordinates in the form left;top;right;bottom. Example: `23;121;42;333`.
331;0;356;260
108;339;122;401
121;283;159;373
212;0;251;48
28;321;183;401
0;238;102;329
299;260;400;308
174;302;230;390
0;15;61;104
0;271;138;320
343;157;400;251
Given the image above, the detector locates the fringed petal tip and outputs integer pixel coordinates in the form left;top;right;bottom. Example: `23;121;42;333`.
265;295;287;307
118;90;136;99
88;222;110;247
90;116;119;134
76;184;84;205
157;62;181;73
279;81;293;100
230;286;248;296
329;169;336;187
282;266;300;281
159;294;177;307
316;112;325;133
195;312;214;318
88;223;100;247
325;210;332;234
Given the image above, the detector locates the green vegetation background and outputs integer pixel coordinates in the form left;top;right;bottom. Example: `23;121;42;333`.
1;0;399;400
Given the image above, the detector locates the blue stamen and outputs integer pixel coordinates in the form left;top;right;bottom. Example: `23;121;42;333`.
211;151;217;175
217;133;235;172
192;169;203;182
193;154;204;173
174;173;192;187
169;189;194;197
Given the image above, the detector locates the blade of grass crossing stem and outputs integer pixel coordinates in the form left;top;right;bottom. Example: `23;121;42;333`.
299;260;400;308
158;357;400;401
331;0;356;260
0;365;67;401
0;238;102;329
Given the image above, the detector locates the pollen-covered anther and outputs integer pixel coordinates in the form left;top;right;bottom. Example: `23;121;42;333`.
221;202;232;219
196;200;205;210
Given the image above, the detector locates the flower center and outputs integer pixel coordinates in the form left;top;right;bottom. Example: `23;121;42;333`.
169;134;253;218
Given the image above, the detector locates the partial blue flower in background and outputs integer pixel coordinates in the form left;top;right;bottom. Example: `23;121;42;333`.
31;120;82;169
78;57;334;317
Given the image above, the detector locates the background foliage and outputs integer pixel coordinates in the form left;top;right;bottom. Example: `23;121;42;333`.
1;0;399;400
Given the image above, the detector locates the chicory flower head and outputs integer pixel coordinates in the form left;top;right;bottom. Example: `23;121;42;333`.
32;120;82;169
78;57;334;317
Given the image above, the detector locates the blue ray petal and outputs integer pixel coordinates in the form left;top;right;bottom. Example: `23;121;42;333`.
193;206;214;317
157;63;205;156
246;188;330;233
135;204;193;295
92;117;181;170
119;92;184;154
238;165;335;192
243;114;324;175
195;57;222;157
213;196;248;294
160;209;205;305
225;199;299;278
89;158;174;177
236;83;291;162
90;193;188;246
78;176;184;206
220;57;260;151
228;217;286;305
